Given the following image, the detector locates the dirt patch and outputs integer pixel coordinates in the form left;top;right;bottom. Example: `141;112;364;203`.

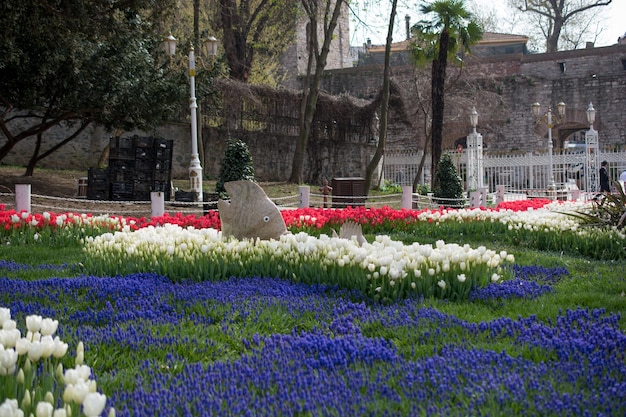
0;166;82;198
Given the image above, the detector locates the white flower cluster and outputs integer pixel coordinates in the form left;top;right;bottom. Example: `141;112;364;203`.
84;225;514;296
0;308;111;417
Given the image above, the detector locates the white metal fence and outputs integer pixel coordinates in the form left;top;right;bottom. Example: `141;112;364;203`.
383;148;626;192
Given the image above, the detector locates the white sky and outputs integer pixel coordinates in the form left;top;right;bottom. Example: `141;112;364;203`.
350;0;626;48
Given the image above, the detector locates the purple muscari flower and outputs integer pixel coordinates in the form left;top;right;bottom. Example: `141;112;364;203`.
2;272;625;416
469;264;569;301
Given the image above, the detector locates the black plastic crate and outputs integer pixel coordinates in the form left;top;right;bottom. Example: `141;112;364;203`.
154;138;173;150
111;192;134;201
154;147;173;161
109;147;135;161
111;181;134;194
152;170;170;182
133;191;151;201
110;168;135;183
133;136;154;148
152;181;170;192
109;159;135;170
135;169;153;181
135;159;155;172
153;159;171;171
110;136;134;149
133;180;151;193
175;191;196;202
134;147;154;159
88;168;109;187
86;188;110;200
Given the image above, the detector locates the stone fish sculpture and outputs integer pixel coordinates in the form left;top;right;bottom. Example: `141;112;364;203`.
217;180;288;241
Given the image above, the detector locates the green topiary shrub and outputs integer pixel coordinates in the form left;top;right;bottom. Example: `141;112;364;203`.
215;139;255;196
433;153;465;208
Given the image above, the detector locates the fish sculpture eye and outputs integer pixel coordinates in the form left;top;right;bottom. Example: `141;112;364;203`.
263;215;270;222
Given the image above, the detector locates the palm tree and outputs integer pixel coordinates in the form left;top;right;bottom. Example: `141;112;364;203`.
409;0;482;189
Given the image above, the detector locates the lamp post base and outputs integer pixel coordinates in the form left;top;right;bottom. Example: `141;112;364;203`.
189;160;203;202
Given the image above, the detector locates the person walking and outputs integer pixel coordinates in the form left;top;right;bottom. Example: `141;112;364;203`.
599;160;610;192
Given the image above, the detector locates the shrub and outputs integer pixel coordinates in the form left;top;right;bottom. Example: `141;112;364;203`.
433;153;464;208
215;139;255;196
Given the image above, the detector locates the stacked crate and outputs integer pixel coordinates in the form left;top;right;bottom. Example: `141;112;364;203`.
109;136;136;201
108;136;173;201
86;167;110;200
132;137;173;201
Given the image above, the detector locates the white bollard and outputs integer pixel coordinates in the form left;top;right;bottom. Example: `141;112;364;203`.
299;186;310;208
15;184;31;213
470;191;480;208
401;186;413;210
151;191;165;217
479;187;488;207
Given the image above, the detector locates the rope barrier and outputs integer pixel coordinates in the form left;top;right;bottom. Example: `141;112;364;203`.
1;187;596;218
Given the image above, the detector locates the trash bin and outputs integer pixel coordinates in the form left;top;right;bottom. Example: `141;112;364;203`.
77;177;88;198
331;177;366;208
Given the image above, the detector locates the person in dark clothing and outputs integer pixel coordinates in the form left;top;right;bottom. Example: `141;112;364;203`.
599;160;610;192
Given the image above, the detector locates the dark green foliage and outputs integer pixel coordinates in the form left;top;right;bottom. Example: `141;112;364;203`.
215;139;255;196
433;153;464;208
0;0;187;164
567;180;626;229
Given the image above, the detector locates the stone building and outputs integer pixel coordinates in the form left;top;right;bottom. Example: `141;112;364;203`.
321;33;626;155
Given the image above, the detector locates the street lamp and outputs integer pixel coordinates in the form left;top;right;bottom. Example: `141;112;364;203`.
466;106;483;191
532;101;566;189
163;34;219;202
584;102;599;193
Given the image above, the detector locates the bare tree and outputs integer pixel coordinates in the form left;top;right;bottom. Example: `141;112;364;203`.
364;0;397;192
214;0;298;82
508;0;612;52
288;0;346;184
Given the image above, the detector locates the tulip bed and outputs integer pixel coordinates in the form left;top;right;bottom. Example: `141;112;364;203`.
1;199;626;416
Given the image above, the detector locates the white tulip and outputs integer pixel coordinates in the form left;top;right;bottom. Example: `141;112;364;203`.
52;409;67;417
0;399;23;417
71;381;90;404
36;401;53;417
27;340;43;362
26;315;42;333
0;308;10;327
82;393;107;417
40;319;58;336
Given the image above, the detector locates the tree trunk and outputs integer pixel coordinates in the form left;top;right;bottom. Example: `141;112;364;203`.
430;28;449;190
25;132;44;176
288;0;345;184
546;16;563;53
365;0;397;192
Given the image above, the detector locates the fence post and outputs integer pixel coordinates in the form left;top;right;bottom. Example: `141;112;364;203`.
299;186;310;208
496;185;505;205
401;186;413;210
15;184;31;213
151;191;165;217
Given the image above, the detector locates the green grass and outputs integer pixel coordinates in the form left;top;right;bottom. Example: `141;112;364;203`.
2;228;626;416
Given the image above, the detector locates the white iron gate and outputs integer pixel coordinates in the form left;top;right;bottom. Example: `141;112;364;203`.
383;149;626;192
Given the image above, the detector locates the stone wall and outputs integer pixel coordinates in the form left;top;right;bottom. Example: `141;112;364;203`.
0;120;374;186
321;44;626;153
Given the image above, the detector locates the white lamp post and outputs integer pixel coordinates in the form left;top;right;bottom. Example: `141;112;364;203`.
163;34;219;202
466;106;483;191
584;102;599;193
532;101;566;189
